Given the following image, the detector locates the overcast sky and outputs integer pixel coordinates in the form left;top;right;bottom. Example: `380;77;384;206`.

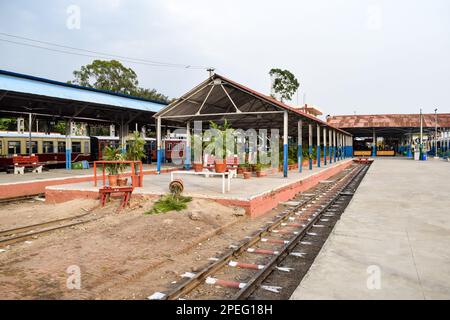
0;0;449;116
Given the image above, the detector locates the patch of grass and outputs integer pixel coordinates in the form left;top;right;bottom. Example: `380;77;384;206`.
145;194;192;215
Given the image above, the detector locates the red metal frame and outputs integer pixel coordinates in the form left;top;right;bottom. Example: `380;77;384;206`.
93;160;143;188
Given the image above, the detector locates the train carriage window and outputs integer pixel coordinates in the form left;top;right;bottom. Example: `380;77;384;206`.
26;141;38;154
57;141;65;153
72;142;81;153
167;143;172;151
43;141;54;153
0;141;2;154
84;141;89;154
8;141;21;155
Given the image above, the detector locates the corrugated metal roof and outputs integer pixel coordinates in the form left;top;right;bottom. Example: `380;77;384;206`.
0;69;165;113
327;114;450;128
156;73;351;136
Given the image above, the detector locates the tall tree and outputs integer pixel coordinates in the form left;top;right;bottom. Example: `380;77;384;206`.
69;59;169;103
269;68;300;103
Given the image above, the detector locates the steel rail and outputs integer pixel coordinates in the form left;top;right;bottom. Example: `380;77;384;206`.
233;164;369;299
160;164;362;300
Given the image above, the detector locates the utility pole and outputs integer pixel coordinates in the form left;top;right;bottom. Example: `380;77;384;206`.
419;108;423;161
28;113;32;156
434;108;438;158
207;68;215;77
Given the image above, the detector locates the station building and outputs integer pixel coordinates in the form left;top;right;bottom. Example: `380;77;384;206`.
327;113;450;158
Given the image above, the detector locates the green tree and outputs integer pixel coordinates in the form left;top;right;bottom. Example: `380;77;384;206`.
69;59;169;103
69;60;138;95
132;87;169;103
54;121;67;135
0;118;17;131
269;68;300;102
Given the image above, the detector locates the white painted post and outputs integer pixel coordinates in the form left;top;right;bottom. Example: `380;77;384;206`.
185;121;191;170
308;124;313;170
156;116;162;173
323;127;327;166
298;120;302;173
329;129;332;164
316;124;321;167
283;111;288;178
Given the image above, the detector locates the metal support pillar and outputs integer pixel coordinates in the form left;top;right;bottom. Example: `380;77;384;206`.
156;116;162;173
333;130;336;163
298;120;302;173
308;124;313;170
323;127;327;166
283;111;288;178
185;121;191;170
316;124;321;168
65;121;73;170
372;128;377;157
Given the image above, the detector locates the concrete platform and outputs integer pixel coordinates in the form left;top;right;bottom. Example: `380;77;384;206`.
45;159;354;217
290;157;450;300
0;164;177;199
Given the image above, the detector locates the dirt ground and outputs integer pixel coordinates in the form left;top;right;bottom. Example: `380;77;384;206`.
0;196;283;300
0;198;98;230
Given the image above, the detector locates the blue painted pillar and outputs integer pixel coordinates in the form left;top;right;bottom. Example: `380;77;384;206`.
156;116;162;173
323;127;327;166
309;124;313;170
65;148;71;170
333;130;337;163
338;133;341;161
372;128;377;157
184;122;191;170
65;121;72;170
316;124;321;168
298;120;302;173
283;111;288;178
328;129;332;164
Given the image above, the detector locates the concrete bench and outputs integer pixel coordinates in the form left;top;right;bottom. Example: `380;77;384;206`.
13;155;43;175
170;170;235;194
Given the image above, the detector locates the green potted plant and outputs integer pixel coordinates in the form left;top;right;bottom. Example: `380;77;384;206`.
208;120;233;173
191;134;203;172
117;154;129;186
103;146;121;186
255;163;268;177
126;131;146;187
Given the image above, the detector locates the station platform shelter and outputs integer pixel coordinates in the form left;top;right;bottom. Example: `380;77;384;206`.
153;73;353;178
0;69;167;171
327;113;450;159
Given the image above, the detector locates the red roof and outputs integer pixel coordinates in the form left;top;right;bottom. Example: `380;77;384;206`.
327;113;450;128
215;74;350;135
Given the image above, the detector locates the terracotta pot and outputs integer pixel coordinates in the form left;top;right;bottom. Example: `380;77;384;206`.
256;170;267;177
214;161;227;173
108;174;118;187
117;177;128;186
243;171;252;179
193;163;203;172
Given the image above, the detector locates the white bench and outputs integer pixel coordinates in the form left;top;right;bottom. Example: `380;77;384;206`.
170;170;236;194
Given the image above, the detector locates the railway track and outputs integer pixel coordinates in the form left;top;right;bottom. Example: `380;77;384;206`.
0;194;45;205
0;207;98;247
148;162;370;300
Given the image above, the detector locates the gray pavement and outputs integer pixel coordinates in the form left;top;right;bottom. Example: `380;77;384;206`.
290;157;450;300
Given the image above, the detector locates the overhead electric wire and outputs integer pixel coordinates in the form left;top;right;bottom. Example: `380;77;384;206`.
0;32;209;70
